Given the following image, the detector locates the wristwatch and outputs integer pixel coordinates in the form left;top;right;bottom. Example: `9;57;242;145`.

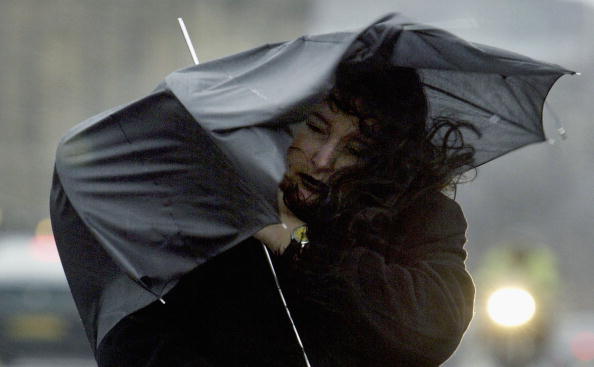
291;224;309;246
288;224;309;261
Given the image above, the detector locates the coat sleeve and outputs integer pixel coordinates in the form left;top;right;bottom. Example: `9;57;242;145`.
277;194;475;367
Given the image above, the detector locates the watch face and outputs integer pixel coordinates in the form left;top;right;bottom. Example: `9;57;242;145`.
292;225;309;245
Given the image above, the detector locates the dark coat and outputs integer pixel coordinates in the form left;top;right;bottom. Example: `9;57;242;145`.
96;192;474;367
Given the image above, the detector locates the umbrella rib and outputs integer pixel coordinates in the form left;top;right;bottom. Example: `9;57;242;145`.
422;83;542;137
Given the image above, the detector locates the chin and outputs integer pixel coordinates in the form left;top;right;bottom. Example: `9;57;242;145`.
279;174;323;223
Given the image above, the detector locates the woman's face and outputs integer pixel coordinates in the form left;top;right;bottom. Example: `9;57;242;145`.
282;102;368;204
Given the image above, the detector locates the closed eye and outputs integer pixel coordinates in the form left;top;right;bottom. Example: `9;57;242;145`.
306;121;324;133
306;113;328;134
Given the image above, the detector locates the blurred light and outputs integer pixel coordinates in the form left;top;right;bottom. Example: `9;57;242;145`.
31;217;59;262
30;234;59;263
487;287;536;327
571;332;594;362
7;314;66;341
35;217;53;236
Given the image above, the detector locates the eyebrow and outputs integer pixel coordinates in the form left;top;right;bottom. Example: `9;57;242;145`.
313;110;373;145
311;112;330;126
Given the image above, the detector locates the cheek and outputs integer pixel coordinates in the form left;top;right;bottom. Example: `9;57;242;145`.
288;133;315;162
286;139;308;172
293;131;310;149
335;155;359;170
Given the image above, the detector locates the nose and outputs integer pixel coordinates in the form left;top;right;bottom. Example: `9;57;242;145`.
311;141;338;171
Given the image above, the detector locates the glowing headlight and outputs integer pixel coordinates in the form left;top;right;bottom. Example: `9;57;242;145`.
487;287;536;327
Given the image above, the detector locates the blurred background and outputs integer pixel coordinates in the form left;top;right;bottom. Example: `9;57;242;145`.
0;0;592;366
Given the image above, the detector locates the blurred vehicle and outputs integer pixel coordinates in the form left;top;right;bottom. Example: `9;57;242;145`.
477;243;559;367
0;234;92;364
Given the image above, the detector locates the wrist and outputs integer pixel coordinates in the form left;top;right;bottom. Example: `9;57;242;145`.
255;222;305;255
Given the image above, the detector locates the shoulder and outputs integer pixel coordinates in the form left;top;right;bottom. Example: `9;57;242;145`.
386;191;468;262
403;191;467;238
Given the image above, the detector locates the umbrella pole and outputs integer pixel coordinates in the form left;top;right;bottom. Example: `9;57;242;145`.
177;17;200;65
261;244;313;367
176;18;313;367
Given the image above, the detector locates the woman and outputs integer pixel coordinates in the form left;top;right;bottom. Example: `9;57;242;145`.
97;60;476;366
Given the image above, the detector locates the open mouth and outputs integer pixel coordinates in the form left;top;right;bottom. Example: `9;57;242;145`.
299;173;328;195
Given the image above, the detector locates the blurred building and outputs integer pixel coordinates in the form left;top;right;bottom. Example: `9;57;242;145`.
0;0;310;232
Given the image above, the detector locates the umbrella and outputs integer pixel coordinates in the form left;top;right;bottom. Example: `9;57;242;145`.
49;13;574;355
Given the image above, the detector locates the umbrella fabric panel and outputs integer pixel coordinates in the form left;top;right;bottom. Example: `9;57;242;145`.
166;31;359;131
166;13;573;183
421;71;565;168
51;90;280;349
388;15;572;75
50;180;157;353
54;89;278;291
165;31;359;205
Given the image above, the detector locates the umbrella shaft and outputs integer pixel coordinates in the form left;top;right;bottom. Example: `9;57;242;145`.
261;243;312;367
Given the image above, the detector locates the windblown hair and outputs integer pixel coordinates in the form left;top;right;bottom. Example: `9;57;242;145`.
300;60;480;251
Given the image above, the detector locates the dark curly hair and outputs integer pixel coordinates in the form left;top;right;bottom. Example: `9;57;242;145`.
288;60;479;252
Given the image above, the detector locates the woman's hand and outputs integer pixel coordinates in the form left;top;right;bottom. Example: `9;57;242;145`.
254;190;305;255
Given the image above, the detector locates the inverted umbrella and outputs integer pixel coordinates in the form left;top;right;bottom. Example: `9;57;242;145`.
49;13;574;354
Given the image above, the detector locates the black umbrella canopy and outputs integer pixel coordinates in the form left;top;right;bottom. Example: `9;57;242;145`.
50;13;574;353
